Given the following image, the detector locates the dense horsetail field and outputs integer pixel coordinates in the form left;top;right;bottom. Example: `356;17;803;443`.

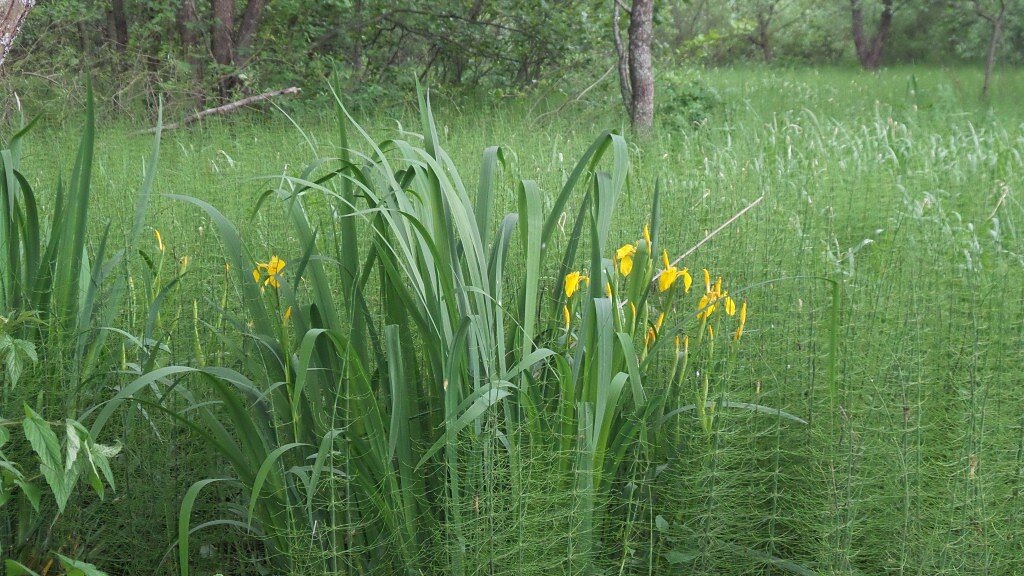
2;66;1023;575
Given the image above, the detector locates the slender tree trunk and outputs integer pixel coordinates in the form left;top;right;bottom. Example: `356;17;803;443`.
234;0;267;57
976;0;1007;98
751;16;774;63
109;0;128;52
983;17;1003;98
350;0;364;78
613;0;632;112
177;0;204;107
850;0;893;70
210;0;236;98
627;0;654;132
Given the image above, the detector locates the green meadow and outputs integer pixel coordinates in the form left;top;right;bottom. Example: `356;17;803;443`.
3;66;1023;575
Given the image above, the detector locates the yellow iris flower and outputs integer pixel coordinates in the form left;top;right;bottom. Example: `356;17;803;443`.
253;255;286;288
645;312;666;347
615;243;637;276
154;229;165;252
697;292;718;321
658;250;692;293
563;305;571;329
733;301;747;341
564;271;588;298
696;270;730;322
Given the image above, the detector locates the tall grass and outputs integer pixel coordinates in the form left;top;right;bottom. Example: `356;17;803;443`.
87;84;792;575
1;87;163;572
2;66;1023;575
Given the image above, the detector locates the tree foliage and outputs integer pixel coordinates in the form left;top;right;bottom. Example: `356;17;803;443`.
1;1;1022;110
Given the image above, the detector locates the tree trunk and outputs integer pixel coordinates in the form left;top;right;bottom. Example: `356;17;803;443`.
210;0;236;98
983;16;1003;98
234;0;267;57
109;0;128;52
627;0;654;132
976;0;1007;98
850;0;893;70
177;0;205;107
350;0;364;78
613;0;632;112
757;13;774;63
0;0;34;68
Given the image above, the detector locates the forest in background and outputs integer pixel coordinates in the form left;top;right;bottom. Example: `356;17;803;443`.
2;0;1022;122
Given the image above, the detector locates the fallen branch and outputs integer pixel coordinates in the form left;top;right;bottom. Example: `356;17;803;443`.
144;86;301;132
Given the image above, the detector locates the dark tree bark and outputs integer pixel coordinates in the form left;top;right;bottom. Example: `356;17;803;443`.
108;0;128;52
850;0;893;70
210;0;234;66
211;0;236;97
235;0;267;55
973;0;1007;98
209;0;268;100
177;0;205;106
750;5;775;63
627;0;654;132
1;0;34;68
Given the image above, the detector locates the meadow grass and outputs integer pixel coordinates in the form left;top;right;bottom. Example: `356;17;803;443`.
2;65;1023;574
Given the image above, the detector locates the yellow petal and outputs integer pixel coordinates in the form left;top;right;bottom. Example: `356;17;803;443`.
563;305;571;329
733;301;747;341
252;268;261;283
619;254;634;276
655;312;665;331
284;306;293;321
662;249;670;269
564;271;587;298
267;256;285;275
615;243;636;262
703;269;711;293
658;268;677;292
643;224;651;245
605;282;613;298
154;229;165;252
697;293;717;321
725;296;736;316
682;269;692;293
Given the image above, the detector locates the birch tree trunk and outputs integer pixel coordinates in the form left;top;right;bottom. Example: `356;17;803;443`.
0;0;34;68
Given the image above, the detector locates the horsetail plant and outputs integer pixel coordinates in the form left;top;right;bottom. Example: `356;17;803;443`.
100;84;787;575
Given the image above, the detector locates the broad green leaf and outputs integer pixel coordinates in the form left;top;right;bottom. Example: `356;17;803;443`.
54;554;109;576
22;404;73;512
664;550;698;564
655;514;669;532
4;559;41;576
